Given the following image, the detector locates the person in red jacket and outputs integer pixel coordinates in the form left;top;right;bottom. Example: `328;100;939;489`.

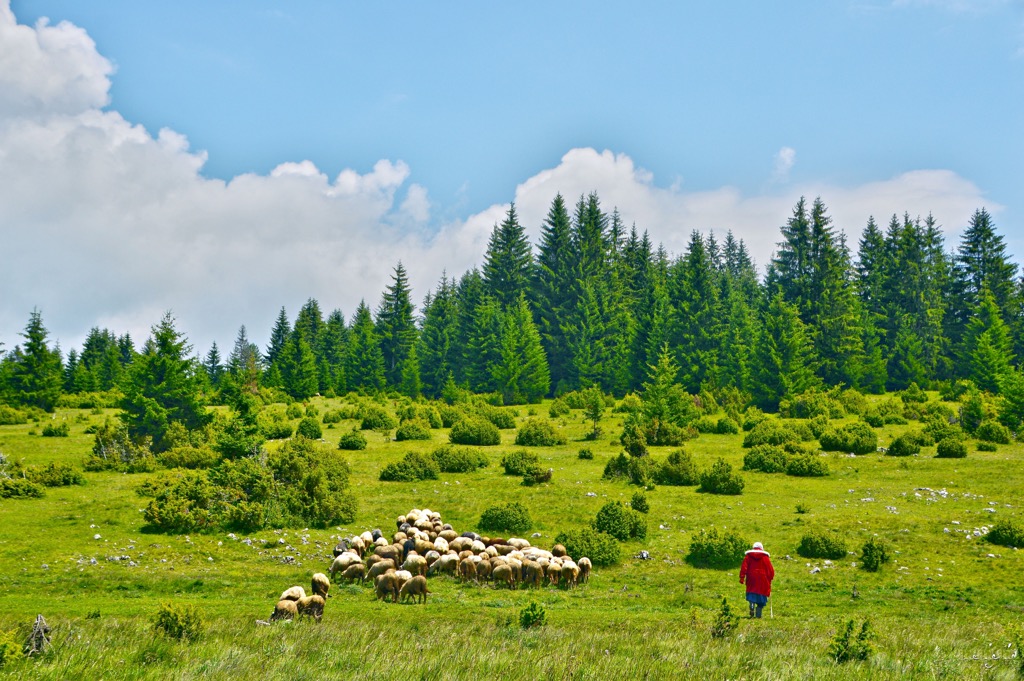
739;541;775;618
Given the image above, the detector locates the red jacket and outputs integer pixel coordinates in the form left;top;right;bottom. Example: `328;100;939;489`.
739;549;774;597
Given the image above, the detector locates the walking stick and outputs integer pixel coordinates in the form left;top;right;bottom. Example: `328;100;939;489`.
770;595;773;619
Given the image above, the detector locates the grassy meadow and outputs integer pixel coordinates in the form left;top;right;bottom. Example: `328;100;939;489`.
0;394;1022;679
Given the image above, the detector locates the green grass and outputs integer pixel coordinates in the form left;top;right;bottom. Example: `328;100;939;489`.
0;394;1022;679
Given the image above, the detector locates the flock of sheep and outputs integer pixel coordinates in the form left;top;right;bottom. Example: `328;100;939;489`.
268;507;592;621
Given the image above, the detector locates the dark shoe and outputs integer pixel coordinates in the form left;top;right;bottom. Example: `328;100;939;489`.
748;603;756;618
755;605;763;618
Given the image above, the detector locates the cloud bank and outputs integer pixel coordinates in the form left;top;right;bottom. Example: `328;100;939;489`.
0;2;998;354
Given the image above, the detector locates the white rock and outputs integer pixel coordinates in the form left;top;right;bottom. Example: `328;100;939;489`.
93;534;101;540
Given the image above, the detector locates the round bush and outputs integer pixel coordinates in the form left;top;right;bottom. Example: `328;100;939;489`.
977;441;998;452
321;409;345;425
698;458;744;495
479;501;532;534
295;416;323;440
41;421;70;437
819;421;878;455
976;420;1011;444
430;444;488;472
549;399;570;418
886;434;920;457
476;404;516;429
553;527;621;566
785;454;829;477
395;419;431;441
742;419;799;448
360;405;398;431
716;417;740;435
593;501;647;541
153;601;204;641
501;449;540;475
260;418;293;440
449;417;501;446
935;437;967;459
515;418;567;446
797;530;847;559
630;491;649;514
656;449;699;486
379;452;439;482
0;477;45;499
337;430;367;451
859;538;891;572
743;444;788;473
686;527;747;569
986;519;1024;548
578;448;594;460
25;461;87;486
285;403;303;419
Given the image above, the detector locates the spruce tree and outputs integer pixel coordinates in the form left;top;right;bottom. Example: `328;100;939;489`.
376;262;418;391
265;307;291;370
347;301;385;391
964;287;1014;392
453;268;486;385
532;194;575;394
320;309;348;395
482;203;533;309
280;333;319;400
490;294;551;404
667;232;722;391
464;296;503;393
418;275;459;398
227;325;262;392
751;295;820;410
204;342;225;387
8;309;63;411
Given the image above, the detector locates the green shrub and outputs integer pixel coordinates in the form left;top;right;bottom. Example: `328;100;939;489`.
521;467;553;486
613;393;643;413
295;416;323;440
449;417;501;446
157;445;219;470
593;501;647;541
553;527;621;566
259;413;293;440
975;420;1011;444
741;407;767;431
360;406;398;432
83;419;155;472
698;459;744;495
905;429;934;447
430;444;488;472
630;491;649;514
716;416;740;435
475;404;516;429
379;452;440;482
977;441;998;452
742;420;799;448
819;421;877;455
304;404;319;418
437;405;464;428
395;419;431;441
935;437;967;459
285;403;303;419
859;538;891;572
25;462;86;486
321;409;345;425
900;382;929;404
577;448;594;460
798;530;847;559
986;519;1024;548
153;601;204;641
0;477;45;499
479;501;532;534
786;454;829;477
337;429;367;451
548;398;570;418
710;597;740;639
839;389;869;415
885;434;920;457
619;413;648;457
743;444;789;473
693;416;719;434
0;629;21;669
602;452;631;480
656;449;700;486
502;450;540;475
686;527;747;569
520;602;546;629
779;389;844;419
41;421;70;437
515;418;567;446
829;619;872;663
0;406;28;425
922;417;963;443
807;415;831;438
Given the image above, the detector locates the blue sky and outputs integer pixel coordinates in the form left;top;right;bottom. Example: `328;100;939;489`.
2;0;1022;352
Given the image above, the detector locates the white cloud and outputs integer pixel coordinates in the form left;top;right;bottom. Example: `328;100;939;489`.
773;147;796;181
0;2;1001;355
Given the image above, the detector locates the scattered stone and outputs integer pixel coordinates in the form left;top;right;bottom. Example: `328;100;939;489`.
93;534;101;540
585;492;597;497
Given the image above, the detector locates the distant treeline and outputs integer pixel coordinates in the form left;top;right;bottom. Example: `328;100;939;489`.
1;193;1021;411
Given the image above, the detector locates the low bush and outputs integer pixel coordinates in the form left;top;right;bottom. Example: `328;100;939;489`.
0;628;20;669
360;406;398;432
743;444;789;473
742;419;799;448
515;418;567;446
986;519;1024;548
693;416;719;434
900;382;929;404
449;416;501;446
0;405;28;425
808;415;831;439
577;448;594;460
860;538;891;572
698;459;744;495
153;601;204;642
553;527;621;566
295;416;323;440
25;462;86;486
395;419;431;441
976;420;1011;444
478;501;532;534
548;399;570;418
630;491;649;514
259;415;293;440
686;527;747;569
935;437;968;459
379;452;440;482
716;416;740;435
430;444;488;472
797;530;847;559
710;597;740;639
84;419;157;473
613;393;643;414
0;477;45;499
437;405;464;428
321;409;345;425
521;467;553;486
337;429;367;451
819;421;877;455
475;404;516;430
786;454;829;477
285;404;303;420
593;501;647;541
779;389;845;419
742;407;768;431
839;389;869;415
158;445;219;470
977;441;998;452
829;620;873;664
520;602;546;629
656;449;700;486
500;450;538;476
885;434;920;457
923;417;963;443
41;421;70;437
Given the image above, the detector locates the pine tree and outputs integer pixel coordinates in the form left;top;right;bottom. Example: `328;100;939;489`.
482;203;533;309
751;295;820;410
376;262;418;390
532;194;575;394
227;325;262;392
280;333;318;400
964;287;1014;392
772;197;814;315
347;301;385;391
293;298;325;359
204;342;224;387
718;278;754;391
418;275;459;398
265;307;291;371
8;309;63;411
453;268;486;385
667;232;721;391
119;312;210;451
464;296;503;393
320;309;348;395
490;294;551;404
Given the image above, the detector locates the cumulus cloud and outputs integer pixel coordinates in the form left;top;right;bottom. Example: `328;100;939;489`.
0;2;1000;355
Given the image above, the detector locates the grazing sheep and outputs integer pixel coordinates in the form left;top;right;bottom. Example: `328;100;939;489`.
507;538;531;550
366;559;397;582
329;552;362;577
433;536;450;553
439;529;458;542
495;544;515;556
394;569;413;594
374;537;389;548
552;544;567;558
459;557;478;583
546;562;562;586
374;544;402;564
522;560;544;588
399;575;430;604
279;586;306;602
360;531;374;547
415;538;434;556
311;573;331;599
332;540;350;557
375;571;400;602
403;553;428;576
477;559;492;582
296;595;325;622
424;550;441;567
270;599;298;621
561;560;580;589
349;536;366;557
427;553;458;577
491;564;514;589
371;529;384;542
485;545;499;559
578;557;592;584
341;563;366;582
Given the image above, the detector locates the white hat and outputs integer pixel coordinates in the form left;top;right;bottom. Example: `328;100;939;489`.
753;542;764;550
